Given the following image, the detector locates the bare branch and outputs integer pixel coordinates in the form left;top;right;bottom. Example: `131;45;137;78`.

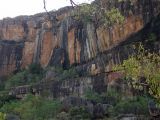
43;0;51;19
43;0;48;13
70;0;78;7
43;0;79;20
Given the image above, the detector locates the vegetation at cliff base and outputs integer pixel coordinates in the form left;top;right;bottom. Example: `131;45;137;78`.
5;64;44;89
84;88;149;117
0;94;61;120
0;112;6;120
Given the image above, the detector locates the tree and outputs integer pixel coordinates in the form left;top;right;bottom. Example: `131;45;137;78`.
43;0;78;12
43;0;79;21
70;0;78;7
43;0;125;27
0;112;6;120
114;43;160;100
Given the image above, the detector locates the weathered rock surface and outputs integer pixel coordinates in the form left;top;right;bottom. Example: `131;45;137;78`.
0;40;24;76
0;0;160;76
61;96;111;119
9;73;108;99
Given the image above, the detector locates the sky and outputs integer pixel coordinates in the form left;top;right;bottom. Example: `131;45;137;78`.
0;0;93;19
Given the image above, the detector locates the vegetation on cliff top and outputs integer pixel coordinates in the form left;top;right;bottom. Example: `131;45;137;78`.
71;2;125;27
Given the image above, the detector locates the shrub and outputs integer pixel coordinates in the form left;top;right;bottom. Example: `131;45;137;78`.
45;66;63;77
84;89;102;103
0;94;62;120
72;3;97;23
55;112;70;120
0;91;16;108
69;106;91;119
48;66;79;81
114;96;149;115
28;63;43;74
103;89;122;105
114;43;160;100
60;68;79;80
0;79;5;91
5;68;44;89
104;8;125;26
72;3;125;27
84;89;149;117
0;112;6;120
146;33;157;43
5;70;28;89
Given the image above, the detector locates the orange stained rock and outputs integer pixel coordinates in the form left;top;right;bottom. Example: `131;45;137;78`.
68;29;75;65
40;31;54;67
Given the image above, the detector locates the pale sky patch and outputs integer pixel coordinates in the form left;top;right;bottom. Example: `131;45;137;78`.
0;0;93;19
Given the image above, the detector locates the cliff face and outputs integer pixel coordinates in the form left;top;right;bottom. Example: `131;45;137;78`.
0;0;160;77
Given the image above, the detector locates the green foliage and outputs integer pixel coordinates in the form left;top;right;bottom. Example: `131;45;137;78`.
60;68;79;80
0;94;61;120
69;106;91;119
5;64;44;89
84;89;149;117
84;88;123;105
47;66;79;81
104;8;125;26
0;79;5;91
106;95;149;117
0;100;19;114
72;3;97;23
55;112;70;120
114;43;160;100
72;3;125;27
0;91;16;108
0;112;6;120
103;89;122;105
84;89;102;102
0;84;4;91
46;67;64;74
5;71;28;89
114;96;149;115
146;33;157;43
28;63;43;74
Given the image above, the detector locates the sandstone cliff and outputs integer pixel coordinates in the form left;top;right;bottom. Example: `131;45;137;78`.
0;0;160;77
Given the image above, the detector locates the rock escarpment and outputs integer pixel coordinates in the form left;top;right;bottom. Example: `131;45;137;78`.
0;0;160;77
